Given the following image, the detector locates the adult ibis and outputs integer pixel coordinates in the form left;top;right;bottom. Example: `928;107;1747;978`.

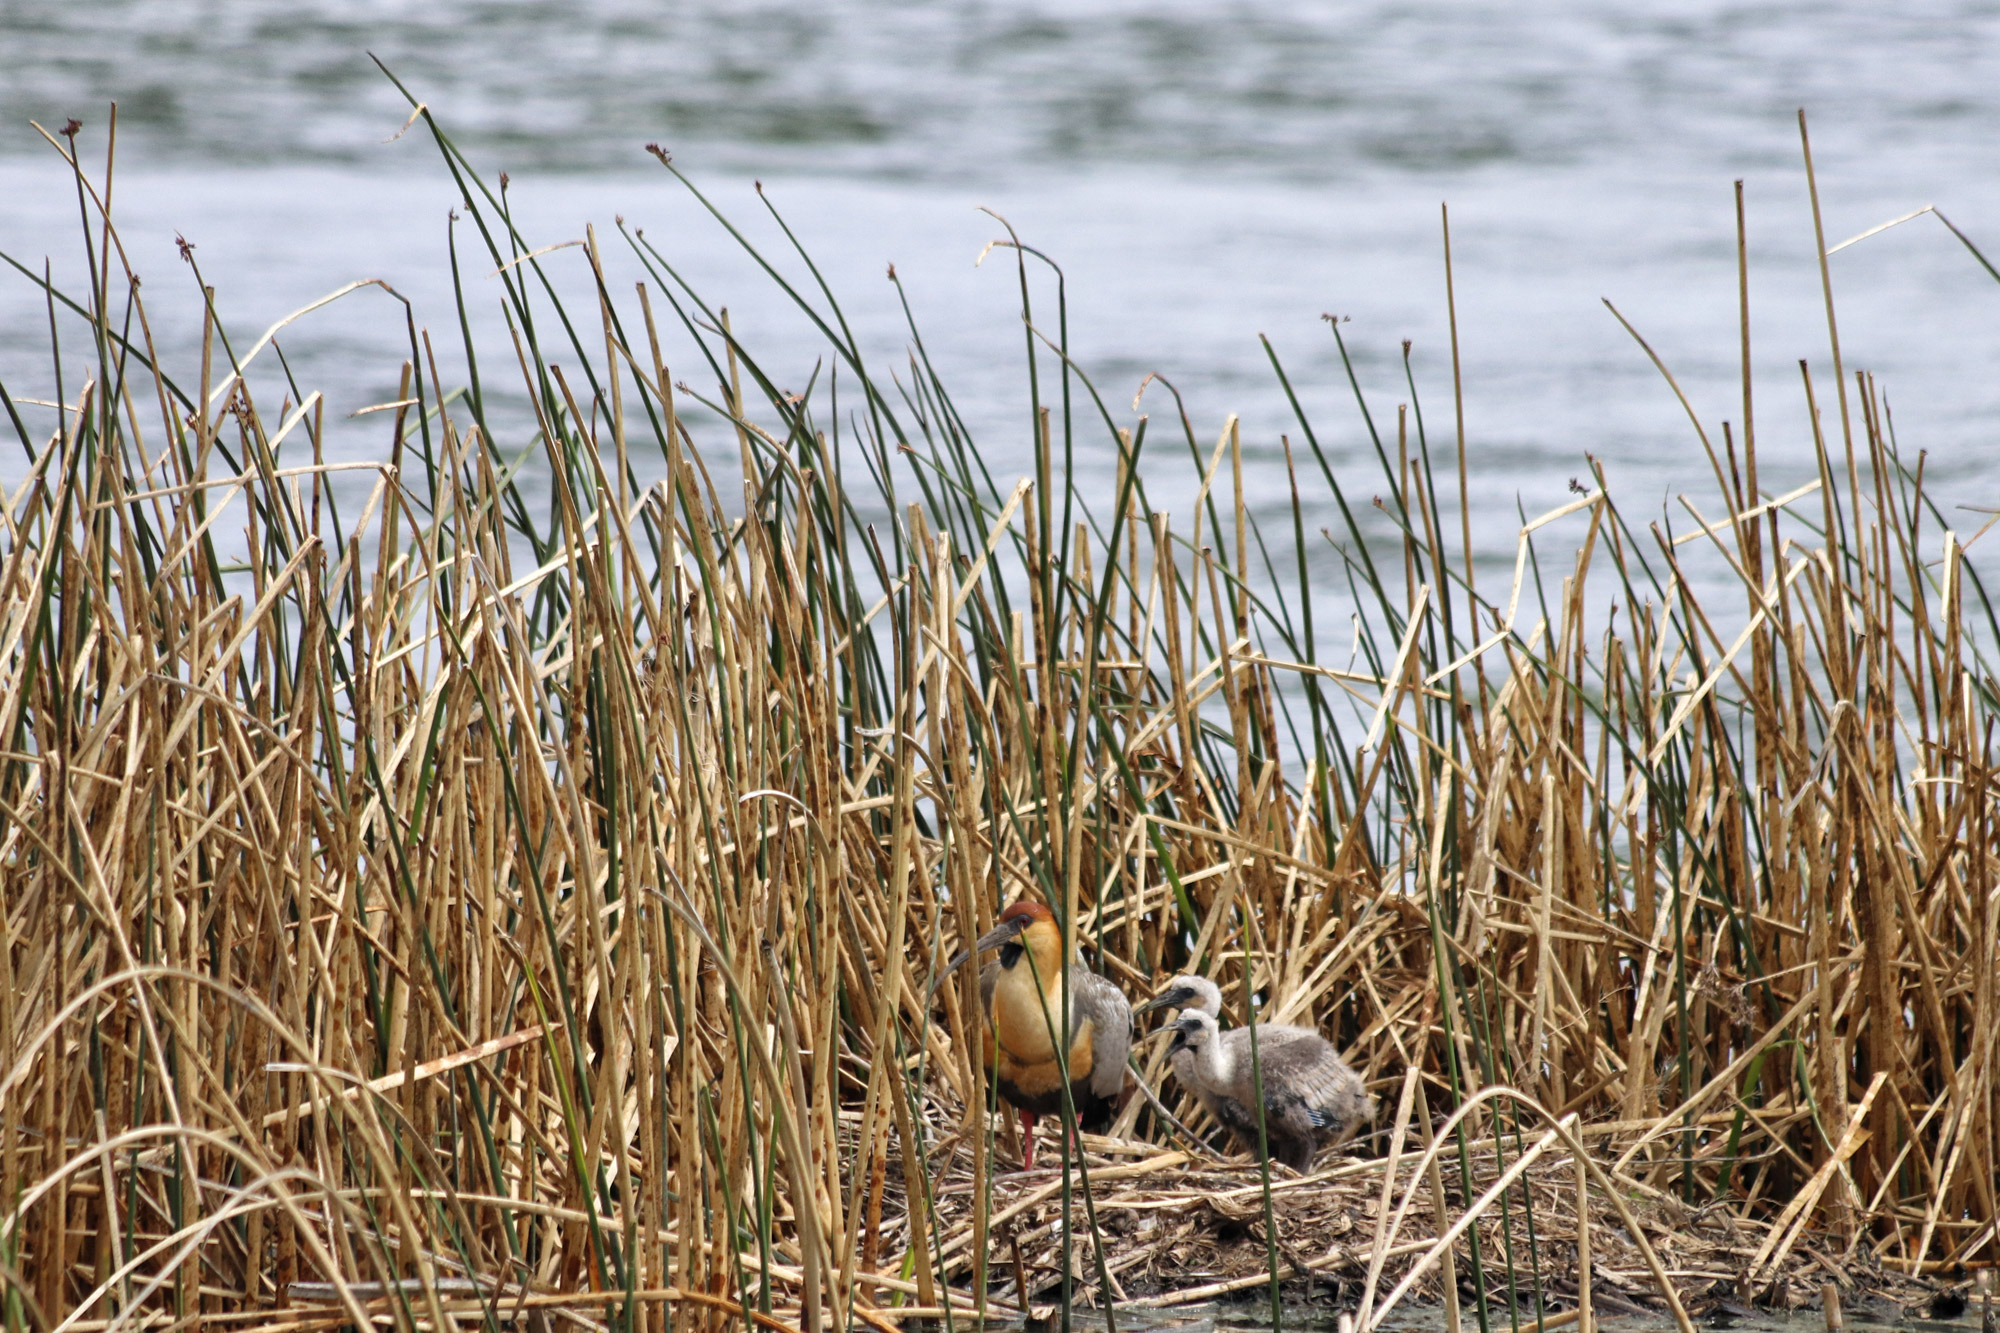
936;901;1131;1169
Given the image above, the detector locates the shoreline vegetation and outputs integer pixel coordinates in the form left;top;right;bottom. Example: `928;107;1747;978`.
2;84;1997;1332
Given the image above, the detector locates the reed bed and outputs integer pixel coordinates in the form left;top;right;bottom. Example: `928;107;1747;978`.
1;95;1996;1333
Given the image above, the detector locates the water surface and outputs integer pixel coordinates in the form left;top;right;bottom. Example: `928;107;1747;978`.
3;1;1997;595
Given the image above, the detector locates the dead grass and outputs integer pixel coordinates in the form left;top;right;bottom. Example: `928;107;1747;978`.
0;96;1994;1333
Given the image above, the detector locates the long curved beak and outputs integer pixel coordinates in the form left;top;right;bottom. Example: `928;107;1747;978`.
1133;985;1197;1017
970;917;1032;955
924;915;1032;1002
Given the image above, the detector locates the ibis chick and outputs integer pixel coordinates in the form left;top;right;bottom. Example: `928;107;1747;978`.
1138;974;1373;1172
937;901;1131;1169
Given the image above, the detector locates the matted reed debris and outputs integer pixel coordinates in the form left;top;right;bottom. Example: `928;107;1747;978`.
2;89;1996;1333
912;1119;1940;1319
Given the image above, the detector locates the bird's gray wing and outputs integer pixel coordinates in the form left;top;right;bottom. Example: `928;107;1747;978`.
1218;1024;1318;1058
978;960;999;1016
1261;1033;1372;1139
1214;1023;1318;1088
1071;967;1132;1101
1216;1026;1369;1133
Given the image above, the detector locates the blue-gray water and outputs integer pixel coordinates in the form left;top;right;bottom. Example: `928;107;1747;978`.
3;1;1998;590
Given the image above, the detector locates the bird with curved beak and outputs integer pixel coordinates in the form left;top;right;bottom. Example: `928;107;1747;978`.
933;901;1131;1169
1136;974;1374;1173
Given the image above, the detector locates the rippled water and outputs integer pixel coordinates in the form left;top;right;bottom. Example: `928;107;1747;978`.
9;1;1999;180
3;1;1998;583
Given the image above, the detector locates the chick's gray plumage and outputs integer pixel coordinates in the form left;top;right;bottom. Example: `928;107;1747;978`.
1143;974;1374;1172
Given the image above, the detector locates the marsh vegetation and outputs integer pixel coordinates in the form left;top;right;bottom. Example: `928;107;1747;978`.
1;90;1996;1332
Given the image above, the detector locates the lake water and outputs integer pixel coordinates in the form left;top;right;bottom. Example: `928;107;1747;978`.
3;0;1999;597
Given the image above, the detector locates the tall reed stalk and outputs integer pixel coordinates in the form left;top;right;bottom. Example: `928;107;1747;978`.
1;92;1995;1330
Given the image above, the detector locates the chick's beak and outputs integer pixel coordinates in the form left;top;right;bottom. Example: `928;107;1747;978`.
1133;985;1195;1017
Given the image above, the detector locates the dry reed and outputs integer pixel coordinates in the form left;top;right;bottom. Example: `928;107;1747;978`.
0;92;1995;1333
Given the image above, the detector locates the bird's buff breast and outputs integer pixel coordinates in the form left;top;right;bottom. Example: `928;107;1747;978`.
987;1000;1095;1093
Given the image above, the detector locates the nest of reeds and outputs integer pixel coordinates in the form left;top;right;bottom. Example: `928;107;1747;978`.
902;1098;1945;1324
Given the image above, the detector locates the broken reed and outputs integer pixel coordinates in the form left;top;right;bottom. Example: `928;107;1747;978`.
2;95;1998;1331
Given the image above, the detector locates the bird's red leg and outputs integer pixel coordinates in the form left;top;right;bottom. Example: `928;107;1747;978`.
1019;1111;1038;1170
